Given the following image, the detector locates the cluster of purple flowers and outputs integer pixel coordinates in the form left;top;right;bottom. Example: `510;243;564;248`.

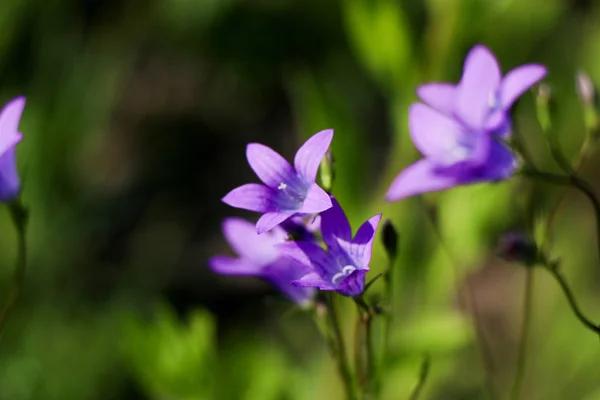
211;45;546;305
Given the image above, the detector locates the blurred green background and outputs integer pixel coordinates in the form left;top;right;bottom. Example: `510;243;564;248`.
0;0;599;399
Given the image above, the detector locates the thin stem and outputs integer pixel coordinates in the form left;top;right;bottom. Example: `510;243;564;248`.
408;355;431;400
325;293;358;400
0;199;28;336
521;168;600;264
543;261;600;335
510;268;535;400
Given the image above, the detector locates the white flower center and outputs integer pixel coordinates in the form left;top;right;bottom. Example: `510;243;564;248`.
278;182;287;190
331;265;357;286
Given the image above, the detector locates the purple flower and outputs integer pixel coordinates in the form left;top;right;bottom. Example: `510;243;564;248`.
417;45;546;134
222;130;334;234
279;197;381;297
209;217;315;306
385;45;546;201
0;97;25;202
385;103;516;200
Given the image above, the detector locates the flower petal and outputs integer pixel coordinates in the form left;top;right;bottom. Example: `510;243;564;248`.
477;139;517;181
292;272;335;290
0;97;25;155
297;183;332;214
320;196;352;251
385;159;461;201
416;83;457;115
0;145;20;201
222;217;281;265
336;270;367;297
246;143;295;188
456;45;502;128
222;183;274;212
256;211;295;234
350;213;382;267
500;64;547;109
294;129;334;183
209;255;263;276
409;103;465;158
278;241;337;278
262;259;316;305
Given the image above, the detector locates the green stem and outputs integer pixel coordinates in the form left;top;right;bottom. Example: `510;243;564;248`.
521;168;600;264
408;355;430;400
510;268;535;400
543;261;600;335
0;199;28;336
326;293;358;400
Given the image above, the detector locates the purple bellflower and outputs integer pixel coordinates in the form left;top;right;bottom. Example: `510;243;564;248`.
209;217;316;306
0;97;26;202
385;103;517;200
222;130;334;234
279;197;381;297
416;45;546;135
386;45;547;201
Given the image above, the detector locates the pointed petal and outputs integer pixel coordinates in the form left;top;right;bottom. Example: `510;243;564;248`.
0;145;20;201
0;97;25;155
385;159;461;201
320;196;352;251
500;64;547;109
297;183;332;214
292;272;335;290
349;214;382;267
416;83;456;115
294;129;334;183
456;45;502;128
222;183;274;212
222;217;281;264
209;255;263;276
246;143;295;188
409;103;465;158
336;270;367;297
256;211;295;234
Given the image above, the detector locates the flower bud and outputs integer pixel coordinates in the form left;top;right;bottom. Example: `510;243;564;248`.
496;231;539;266
381;219;399;261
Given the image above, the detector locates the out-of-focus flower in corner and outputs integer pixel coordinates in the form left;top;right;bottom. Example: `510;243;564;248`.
279;197;381;297
209;217;315;306
222;130;334;234
417;44;546;136
0;96;26;202
385;103;517;200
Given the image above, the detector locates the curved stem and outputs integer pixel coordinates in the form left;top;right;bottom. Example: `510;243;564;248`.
510;268;535;400
521;168;600;264
543;262;600;335
0;199;28;336
325;293;358;400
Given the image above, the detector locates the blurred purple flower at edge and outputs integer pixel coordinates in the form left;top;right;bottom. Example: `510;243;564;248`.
209;217;316;306
222;130;334;234
386;45;546;201
0;96;26;202
279;197;382;297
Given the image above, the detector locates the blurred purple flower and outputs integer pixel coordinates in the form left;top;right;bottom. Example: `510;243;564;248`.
279;197;381;297
417;44;546;135
209;217;315;306
222;130;334;234
385;103;517;200
0;97;25;202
